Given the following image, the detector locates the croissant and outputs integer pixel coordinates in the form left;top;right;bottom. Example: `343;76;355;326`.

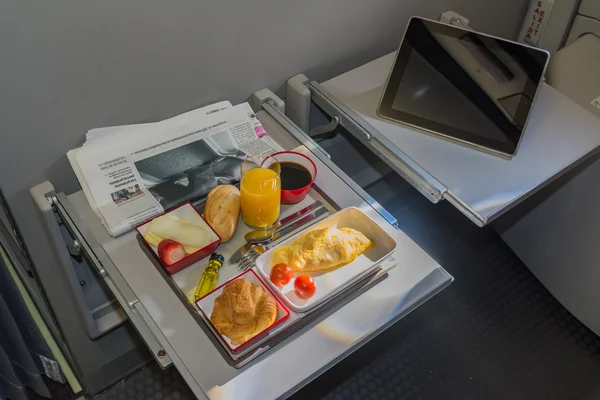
210;278;277;345
271;227;372;272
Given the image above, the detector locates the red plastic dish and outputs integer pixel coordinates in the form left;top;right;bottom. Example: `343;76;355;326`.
136;202;221;274
195;269;290;353
271;151;317;204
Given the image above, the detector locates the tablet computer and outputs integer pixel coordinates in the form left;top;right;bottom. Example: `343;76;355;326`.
377;17;549;157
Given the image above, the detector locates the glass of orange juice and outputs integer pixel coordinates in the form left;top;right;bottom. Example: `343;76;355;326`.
240;155;281;229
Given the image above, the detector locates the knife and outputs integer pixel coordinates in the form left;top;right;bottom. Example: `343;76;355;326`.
270;201;323;232
268;206;328;243
229;201;324;264
229;204;327;264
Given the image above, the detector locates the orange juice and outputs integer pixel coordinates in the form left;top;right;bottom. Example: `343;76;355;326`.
240;167;281;228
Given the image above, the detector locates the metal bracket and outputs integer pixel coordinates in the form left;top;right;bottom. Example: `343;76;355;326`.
263;100;332;160
307;81;446;203
51;192;171;367
310;116;340;140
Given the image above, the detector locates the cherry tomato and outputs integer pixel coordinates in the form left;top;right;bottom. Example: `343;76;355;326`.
270;263;292;287
294;274;316;299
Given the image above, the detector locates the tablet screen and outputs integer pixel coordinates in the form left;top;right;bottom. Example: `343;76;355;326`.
377;18;549;156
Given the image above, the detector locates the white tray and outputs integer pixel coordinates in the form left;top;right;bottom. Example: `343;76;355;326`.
255;207;397;312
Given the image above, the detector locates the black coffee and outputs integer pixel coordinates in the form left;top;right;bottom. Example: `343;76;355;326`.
280;162;312;190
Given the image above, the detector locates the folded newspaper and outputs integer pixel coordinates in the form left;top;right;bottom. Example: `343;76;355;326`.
67;102;283;237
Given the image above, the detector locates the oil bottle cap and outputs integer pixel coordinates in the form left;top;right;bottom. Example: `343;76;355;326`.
210;252;224;264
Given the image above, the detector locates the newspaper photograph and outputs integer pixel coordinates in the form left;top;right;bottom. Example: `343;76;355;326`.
72;102;282;237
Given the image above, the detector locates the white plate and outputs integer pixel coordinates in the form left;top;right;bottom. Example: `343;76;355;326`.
195;269;290;353
255;207;397;312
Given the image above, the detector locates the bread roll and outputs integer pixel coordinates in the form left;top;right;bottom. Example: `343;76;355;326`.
204;185;240;242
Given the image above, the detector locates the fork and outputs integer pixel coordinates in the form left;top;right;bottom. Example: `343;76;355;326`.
237;245;267;271
236;206;329;271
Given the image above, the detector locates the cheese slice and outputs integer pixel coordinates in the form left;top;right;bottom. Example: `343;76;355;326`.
145;214;211;249
144;228;201;254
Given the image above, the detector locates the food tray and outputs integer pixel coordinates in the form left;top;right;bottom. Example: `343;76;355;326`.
255;207;397;312
141;188;398;367
195;269;290;354
136;202;220;274
142;232;394;367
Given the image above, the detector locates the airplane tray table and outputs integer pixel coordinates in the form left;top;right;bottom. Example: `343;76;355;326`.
285;53;600;227
141;187;399;368
48;111;453;399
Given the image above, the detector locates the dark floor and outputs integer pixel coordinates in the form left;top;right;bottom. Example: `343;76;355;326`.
92;364;195;400
29;165;600;400
292;172;600;400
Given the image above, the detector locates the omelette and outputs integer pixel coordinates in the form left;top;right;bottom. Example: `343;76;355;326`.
271;227;372;272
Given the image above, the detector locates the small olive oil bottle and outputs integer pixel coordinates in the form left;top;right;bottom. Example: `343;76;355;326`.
194;253;224;301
